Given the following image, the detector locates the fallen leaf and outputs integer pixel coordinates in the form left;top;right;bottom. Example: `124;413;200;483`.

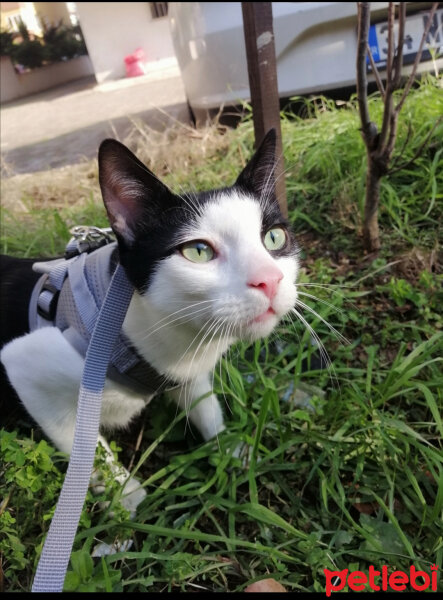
352;501;378;515
245;578;287;593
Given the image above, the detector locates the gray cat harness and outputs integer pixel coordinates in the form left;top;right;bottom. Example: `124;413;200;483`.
29;229;171;395
30;227;170;592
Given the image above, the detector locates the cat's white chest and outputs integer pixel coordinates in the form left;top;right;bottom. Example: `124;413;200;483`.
122;292;234;381
0;327;148;454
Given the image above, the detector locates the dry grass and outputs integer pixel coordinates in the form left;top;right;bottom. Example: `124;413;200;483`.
1;161;99;213
0;117;253;257
1;119;241;217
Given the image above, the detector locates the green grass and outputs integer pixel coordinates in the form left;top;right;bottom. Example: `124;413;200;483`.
1;76;442;593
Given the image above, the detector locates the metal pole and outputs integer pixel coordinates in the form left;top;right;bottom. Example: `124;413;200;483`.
242;2;287;216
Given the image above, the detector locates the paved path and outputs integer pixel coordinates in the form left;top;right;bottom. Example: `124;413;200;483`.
1;64;190;175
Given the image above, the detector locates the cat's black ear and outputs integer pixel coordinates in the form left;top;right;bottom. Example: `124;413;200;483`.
98;139;173;246
235;128;277;201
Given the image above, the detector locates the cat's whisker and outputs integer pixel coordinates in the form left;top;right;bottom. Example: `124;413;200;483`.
287;309;334;386
295;299;349;345
217;325;237;417
282;310;302;349
217;330;228;417
290;308;331;369
137;300;217;342
260;161;280;214
216;318;239;435
214;319;236;419
211;320;228;399
158;164;203;219
297;290;345;316
184;315;226;391
138;306;210;337
210;320;232;453
173;312;225;409
290;306;340;393
183;316;227;439
181;194;203;219
174;315;221;384
297;283;363;317
172;315;221;434
127;153;202;221
297;282;347;288
260;149;293;213
296;282;350;297
137;308;212;344
180;186;204;219
260;166;277;213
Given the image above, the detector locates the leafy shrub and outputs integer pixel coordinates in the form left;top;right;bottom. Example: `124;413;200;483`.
41;20;87;62
0;430;65;589
1;18;87;71
11;38;47;69
0;30;15;56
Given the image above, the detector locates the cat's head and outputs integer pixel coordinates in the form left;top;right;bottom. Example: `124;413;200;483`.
98;130;299;342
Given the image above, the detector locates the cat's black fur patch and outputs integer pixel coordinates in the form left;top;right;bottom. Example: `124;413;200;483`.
0;255;42;345
0;255;43;421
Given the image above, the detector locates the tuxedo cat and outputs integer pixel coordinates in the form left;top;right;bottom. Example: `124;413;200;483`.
0;129;299;508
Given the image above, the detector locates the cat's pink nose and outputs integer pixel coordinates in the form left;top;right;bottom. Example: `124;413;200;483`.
248;267;283;300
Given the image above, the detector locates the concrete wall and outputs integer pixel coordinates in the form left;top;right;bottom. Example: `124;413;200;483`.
0;54;94;103
1;1;22;30
75;2;175;83
1;1;42;34
33;1;72;27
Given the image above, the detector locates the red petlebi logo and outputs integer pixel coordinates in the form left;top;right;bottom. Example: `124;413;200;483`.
324;564;438;595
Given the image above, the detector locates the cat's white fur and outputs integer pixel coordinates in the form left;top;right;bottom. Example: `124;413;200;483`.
1;192;298;512
125;192;298;376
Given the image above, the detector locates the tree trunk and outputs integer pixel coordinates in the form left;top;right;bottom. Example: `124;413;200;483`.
362;158;382;252
356;2;439;254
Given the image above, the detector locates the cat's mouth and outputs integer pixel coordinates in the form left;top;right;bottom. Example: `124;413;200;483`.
252;306;276;323
235;304;280;341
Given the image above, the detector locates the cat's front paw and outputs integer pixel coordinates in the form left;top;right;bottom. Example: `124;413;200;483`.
89;474;146;559
90;468;146;518
229;441;263;469
92;538;133;558
120;477;147;517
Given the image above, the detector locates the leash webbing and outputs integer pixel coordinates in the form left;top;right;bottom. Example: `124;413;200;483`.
32;264;134;592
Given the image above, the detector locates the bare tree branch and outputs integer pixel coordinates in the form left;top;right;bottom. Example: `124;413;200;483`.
386;5;405;158
395;2;439;113
356;4;371;127
378;3;396;151
356;2;378;148
387;116;442;175
392;2;406;89
386;2;395;76
384;4;406;158
367;42;385;97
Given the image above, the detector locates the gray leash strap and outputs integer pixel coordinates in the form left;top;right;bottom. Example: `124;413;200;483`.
32;264;134;592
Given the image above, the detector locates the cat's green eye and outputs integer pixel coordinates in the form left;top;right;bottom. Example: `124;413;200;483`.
180;241;215;263
264;227;287;251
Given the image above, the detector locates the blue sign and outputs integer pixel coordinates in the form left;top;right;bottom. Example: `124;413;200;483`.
367;25;380;63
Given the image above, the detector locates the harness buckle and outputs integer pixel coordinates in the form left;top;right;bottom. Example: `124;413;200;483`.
65;226;115;259
36;277;60;321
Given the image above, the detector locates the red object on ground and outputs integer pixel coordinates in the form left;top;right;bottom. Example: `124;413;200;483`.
124;48;147;77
